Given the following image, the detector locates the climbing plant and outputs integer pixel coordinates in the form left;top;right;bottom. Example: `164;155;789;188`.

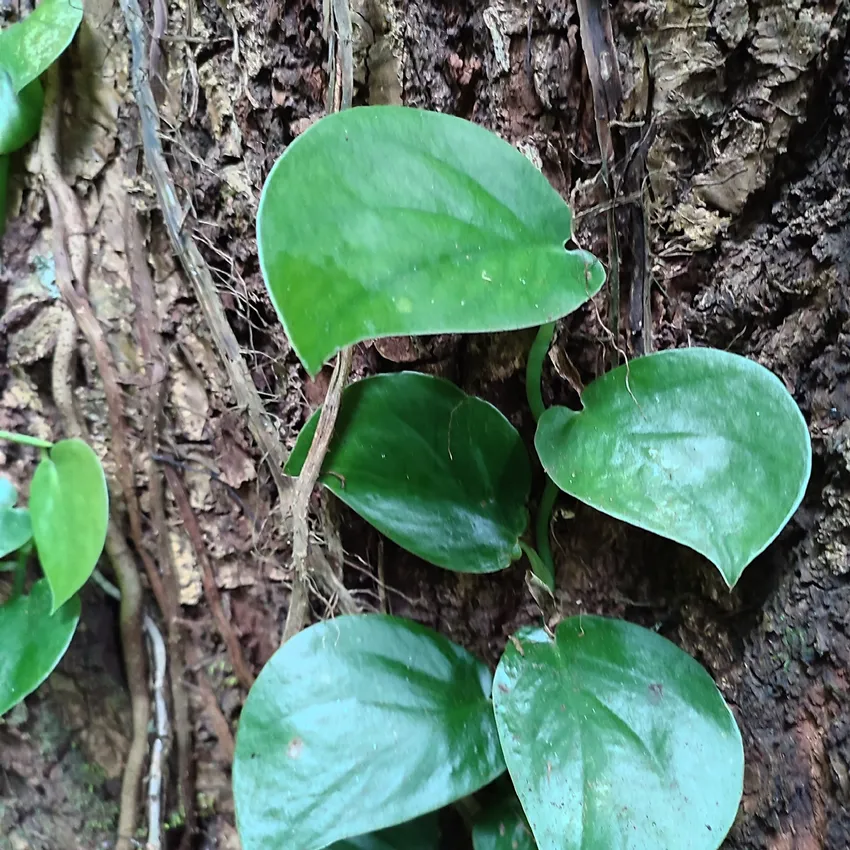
232;106;811;850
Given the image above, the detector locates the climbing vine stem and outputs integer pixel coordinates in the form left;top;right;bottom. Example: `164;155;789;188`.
526;322;555;422
525;322;559;592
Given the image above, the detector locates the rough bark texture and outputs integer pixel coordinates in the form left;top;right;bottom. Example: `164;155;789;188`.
1;0;848;847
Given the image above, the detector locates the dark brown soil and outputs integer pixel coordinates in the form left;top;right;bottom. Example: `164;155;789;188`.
1;0;849;848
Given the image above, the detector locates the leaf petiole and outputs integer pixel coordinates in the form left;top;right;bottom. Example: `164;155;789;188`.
535;478;558;586
518;540;554;594
525;322;556;423
525;323;560;593
11;542;30;601
0;430;54;449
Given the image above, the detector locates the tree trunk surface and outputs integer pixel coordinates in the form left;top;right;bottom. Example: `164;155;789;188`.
0;0;847;848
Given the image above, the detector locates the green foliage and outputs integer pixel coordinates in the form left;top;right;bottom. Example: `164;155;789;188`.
30;438;109;612
328;814;441;850
286;372;531;573
0;0;84;92
0;0;84;233
257;105;605;376
234;105;812;850
233;615;505;850
535;348;812;587
0;72;44;155
0;478;32;559
0;579;80;716
0;434;108;716
493;617;744;850
472;792;536;850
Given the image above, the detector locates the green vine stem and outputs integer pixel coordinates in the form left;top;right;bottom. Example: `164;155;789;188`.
11;543;30;601
535;478;558;584
524;322;559;591
526;321;555;422
0;429;54;449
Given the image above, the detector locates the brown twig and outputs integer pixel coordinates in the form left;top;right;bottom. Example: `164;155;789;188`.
104;527;149;850
124;200;196;849
576;0;623;347
164;464;256;689
283;346;353;641
332;0;354;110
41;173;169;620
281;0;358;642
188;645;236;763
149;0;168;98
151;451;257;527
120;0;292;511
624;117;656;355
377;537;388;613
143;613;169;850
320;493;345;578
39;62;149;850
121;0;360;646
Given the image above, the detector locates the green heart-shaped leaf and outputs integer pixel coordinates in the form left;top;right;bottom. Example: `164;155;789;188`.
473;792;536;850
233;614;505;850
258;105;605;376
329;814;441;850
493;616;743;850
286;372;531;573
0;477;32;559
0;71;44;155
0;579;80;716
30;438;109;612
0;0;84;93
535;348;811;587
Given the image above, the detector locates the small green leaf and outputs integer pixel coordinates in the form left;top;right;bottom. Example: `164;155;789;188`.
473;792;536;850
0;0;84;93
30;438;109;612
0;71;44;155
233;614;505;850
535;348;811;587
328;814;441;850
258;105;605;376
493;616;744;850
0;477;32;559
0;579;80;716
286;372;531;573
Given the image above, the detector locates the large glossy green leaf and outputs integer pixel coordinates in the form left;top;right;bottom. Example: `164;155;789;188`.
29;438;109;612
0;477;32;559
0;579;80;716
473;793;536;850
0;0;84;93
493;616;743;850
535;348;811;587
233;614;505;850
258;105;606;376
329;814;441;850
0;72;44;155
286;372;531;573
